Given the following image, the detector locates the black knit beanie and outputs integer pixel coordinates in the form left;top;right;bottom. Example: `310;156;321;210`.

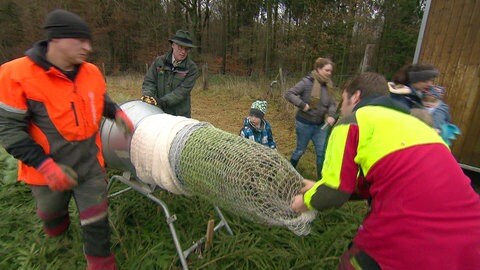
44;9;91;40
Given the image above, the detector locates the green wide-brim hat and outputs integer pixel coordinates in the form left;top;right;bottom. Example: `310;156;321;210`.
169;29;197;48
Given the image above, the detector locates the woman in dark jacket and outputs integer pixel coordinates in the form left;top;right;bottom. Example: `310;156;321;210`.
284;57;337;179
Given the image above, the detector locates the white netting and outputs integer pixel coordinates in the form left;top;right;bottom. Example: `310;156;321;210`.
130;114;316;235
130;114;198;195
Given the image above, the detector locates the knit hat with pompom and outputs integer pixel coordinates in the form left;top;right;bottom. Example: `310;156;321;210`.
249;100;267;119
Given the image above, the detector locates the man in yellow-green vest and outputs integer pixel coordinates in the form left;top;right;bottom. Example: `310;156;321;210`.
292;72;480;269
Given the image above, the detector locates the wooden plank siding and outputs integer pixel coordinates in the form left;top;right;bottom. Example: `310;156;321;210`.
418;0;480;167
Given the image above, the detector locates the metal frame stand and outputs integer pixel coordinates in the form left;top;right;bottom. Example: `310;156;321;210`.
107;171;233;270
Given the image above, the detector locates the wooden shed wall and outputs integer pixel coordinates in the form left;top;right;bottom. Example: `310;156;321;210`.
418;0;480;167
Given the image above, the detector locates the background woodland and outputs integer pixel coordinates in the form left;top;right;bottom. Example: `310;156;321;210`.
3;1;480;269
1;0;425;80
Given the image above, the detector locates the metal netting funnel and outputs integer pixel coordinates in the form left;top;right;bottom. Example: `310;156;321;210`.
170;124;316;235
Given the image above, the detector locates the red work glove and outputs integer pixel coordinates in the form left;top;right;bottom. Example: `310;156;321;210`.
114;109;134;137
37;158;78;191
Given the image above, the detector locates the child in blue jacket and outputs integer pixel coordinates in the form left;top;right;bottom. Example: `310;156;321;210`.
422;85;460;146
240;100;276;149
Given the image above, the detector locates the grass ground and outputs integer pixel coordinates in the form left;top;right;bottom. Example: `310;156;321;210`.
0;74;367;269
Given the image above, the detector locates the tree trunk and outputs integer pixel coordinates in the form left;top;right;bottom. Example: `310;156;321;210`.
264;0;272;75
221;0;228;74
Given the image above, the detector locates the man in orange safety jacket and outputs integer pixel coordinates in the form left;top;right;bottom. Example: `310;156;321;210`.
0;9;133;270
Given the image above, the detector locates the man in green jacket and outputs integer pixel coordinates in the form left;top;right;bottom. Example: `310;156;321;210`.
141;30;198;118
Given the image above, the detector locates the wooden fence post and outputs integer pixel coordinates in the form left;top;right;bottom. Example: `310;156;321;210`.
202;63;209;90
279;67;285;96
101;62;106;77
204;219;215;251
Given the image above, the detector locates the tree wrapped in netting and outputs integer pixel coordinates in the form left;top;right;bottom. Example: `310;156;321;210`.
130;113;315;235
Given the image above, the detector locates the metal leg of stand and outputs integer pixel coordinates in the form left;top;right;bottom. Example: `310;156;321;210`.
214;206;233;235
108;172;189;270
107;172;234;270
144;191;189;270
183;206;234;258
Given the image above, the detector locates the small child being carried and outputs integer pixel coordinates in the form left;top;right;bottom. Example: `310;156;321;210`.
422;85;460;146
239;100;276;149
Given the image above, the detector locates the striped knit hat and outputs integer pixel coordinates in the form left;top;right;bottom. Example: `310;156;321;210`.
250;100;267;119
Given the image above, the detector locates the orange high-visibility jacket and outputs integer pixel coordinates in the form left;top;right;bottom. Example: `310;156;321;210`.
0;41;108;185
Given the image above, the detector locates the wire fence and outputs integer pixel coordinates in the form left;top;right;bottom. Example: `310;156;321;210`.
95;60;354;86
